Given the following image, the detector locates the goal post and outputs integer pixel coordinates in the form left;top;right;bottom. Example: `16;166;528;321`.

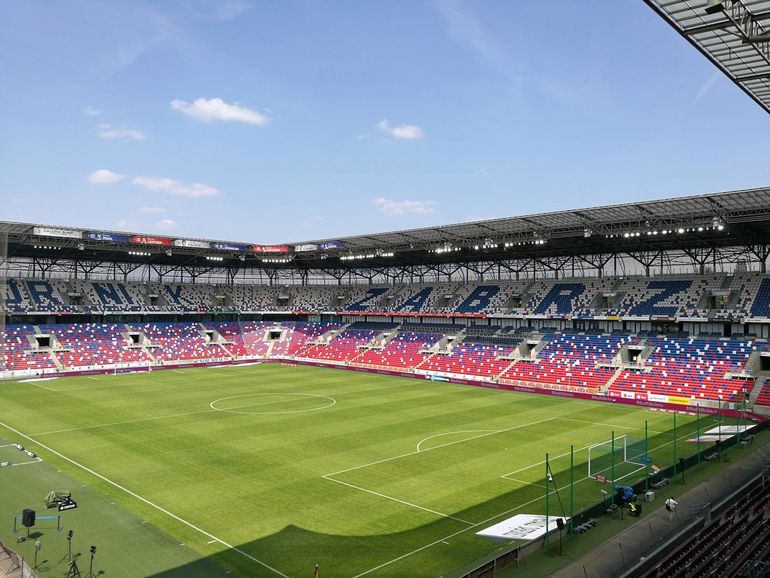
587;434;646;482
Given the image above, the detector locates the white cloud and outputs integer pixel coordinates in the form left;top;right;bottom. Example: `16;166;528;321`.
139;206;165;214
115;218;131;229
133;176;220;198
155;219;176;230
97;123;146;141
170;97;269;125
106;10;173;72
87;169;124;184
435;0;503;60
83;105;102;116
190;0;251;21
355;133;368;141
373;197;437;215
378;119;424;140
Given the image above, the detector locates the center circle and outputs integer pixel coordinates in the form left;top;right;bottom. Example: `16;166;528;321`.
209;392;336;415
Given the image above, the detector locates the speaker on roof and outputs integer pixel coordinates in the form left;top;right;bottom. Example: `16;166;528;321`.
705;0;725;14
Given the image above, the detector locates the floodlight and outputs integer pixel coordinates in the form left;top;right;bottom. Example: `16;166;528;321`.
705;0;726;15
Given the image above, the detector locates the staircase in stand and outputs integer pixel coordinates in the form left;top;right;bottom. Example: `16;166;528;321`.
599;367;625;394
48;350;64;371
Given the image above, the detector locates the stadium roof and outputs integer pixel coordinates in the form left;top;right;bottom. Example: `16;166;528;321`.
645;0;770;114
3;187;770;269
295;187;770;253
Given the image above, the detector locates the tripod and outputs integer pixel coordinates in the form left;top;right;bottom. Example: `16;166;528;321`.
88;546;96;578
60;530;74;564
66;557;81;577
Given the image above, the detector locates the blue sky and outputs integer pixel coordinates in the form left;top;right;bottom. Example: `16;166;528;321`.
2;0;770;244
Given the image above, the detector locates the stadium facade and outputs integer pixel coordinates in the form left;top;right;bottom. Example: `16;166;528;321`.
3;188;770;417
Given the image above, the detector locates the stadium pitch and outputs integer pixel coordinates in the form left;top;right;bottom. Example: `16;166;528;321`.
0;364;738;577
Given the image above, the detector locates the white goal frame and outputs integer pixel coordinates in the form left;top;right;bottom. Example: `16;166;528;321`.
587;435;645;480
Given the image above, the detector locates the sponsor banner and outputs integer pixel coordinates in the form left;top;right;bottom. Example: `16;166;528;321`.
339;310;486;318
319;240;344;250
647;393;668;403
605;315;620;321
477;514;566;542
212;242;245;252
173;239;211;249
33;226;82;239
130;235;172;246
668;395;691;405
294;243;318;252
620;391;636;400
84;231;130;242
252;244;289;254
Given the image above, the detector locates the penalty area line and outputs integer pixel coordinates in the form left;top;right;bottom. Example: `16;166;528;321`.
0;420;289;578
352;474;591;578
322;475;474;526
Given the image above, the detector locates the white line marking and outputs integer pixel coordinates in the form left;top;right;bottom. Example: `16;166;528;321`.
207;539;217;544
322;475;474;525
0;420;289;578
210;392;336;415
352;476;590;578
354;421;707;577
324;416;559;478
30;409;219;436
500;441;600;479
416;430;500;453
24;381;57;392
9;459;43;467
506;477;546;489
562;417;663;434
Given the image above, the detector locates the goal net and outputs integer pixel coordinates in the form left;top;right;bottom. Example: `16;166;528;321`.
587;435;646;482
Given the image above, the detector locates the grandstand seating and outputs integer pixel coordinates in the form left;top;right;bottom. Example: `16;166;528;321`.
356;330;441;369
499;334;628;391
300;327;380;362
41;323;151;367
1;324;57;371
750;276;770;318
6;273;770;318
610;338;753;402
1;320;768;408
419;342;514;377
640;482;770;578
129;322;225;362
755;378;770;407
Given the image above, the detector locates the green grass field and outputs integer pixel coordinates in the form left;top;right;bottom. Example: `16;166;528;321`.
0;364;738;577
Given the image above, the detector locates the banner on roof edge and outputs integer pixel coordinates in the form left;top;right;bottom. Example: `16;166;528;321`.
130;235;172;246
173;239;210;249
84;232;130;242
294;244;318;252
212;242;245;252
252;245;289;253
319;241;344;250
33;226;82;239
